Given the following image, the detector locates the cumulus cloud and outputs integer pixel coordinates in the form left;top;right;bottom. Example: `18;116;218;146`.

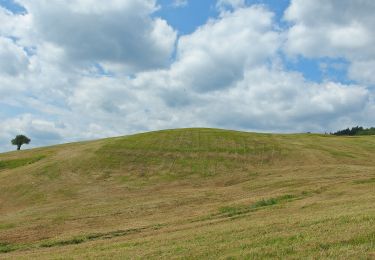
187;67;370;132
169;6;279;92
0;6;33;46
285;0;375;58
0;37;29;76
0;0;374;152
349;60;375;85
16;0;177;73
284;0;375;85
63;0;371;137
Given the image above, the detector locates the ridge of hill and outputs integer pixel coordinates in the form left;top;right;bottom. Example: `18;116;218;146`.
0;128;374;259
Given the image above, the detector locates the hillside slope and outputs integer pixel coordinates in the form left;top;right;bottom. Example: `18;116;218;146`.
0;128;374;259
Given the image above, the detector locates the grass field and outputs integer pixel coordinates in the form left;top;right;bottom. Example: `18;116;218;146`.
0;128;374;259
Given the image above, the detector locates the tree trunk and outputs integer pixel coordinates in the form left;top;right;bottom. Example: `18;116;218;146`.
17;145;21;150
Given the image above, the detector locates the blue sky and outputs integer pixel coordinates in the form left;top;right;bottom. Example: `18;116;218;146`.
156;0;218;34
0;0;25;13
0;0;374;152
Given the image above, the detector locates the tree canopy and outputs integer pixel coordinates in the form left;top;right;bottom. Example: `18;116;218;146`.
11;135;31;150
332;126;375;136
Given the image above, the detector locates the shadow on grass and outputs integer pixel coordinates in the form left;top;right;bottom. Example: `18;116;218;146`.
0;243;20;253
318;231;375;252
0;227;151;255
40;227;147;248
219;194;297;217
353;178;375;185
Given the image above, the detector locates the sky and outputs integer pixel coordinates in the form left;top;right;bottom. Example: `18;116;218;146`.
0;0;375;152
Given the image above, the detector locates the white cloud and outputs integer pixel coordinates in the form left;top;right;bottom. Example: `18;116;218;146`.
0;1;374;152
0;37;29;76
195;66;371;132
284;0;375;85
63;6;371;137
0;6;34;47
170;6;279;92
16;0;177;73
349;60;375;85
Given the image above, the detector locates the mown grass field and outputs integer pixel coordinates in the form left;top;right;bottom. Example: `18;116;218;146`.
0;128;374;259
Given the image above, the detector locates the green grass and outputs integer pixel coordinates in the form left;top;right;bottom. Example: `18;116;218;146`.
39;227;147;248
0;224;15;230
219;194;297;217
0;128;374;259
251;194;296;208
0;155;45;170
354;178;375;184
0;243;19;253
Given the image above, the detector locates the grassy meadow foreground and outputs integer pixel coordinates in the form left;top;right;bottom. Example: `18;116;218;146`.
0;128;374;259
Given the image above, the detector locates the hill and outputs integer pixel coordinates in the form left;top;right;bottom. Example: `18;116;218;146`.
0;128;374;259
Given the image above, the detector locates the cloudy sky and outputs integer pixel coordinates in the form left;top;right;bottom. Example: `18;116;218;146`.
0;0;375;152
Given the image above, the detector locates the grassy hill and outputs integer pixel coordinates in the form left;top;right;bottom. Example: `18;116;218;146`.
0;128;374;259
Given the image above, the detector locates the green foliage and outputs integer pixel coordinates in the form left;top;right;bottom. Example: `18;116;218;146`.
11;135;31;150
333;126;375;136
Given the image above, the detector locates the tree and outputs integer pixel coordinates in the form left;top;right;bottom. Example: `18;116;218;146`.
11;135;31;150
332;126;375;136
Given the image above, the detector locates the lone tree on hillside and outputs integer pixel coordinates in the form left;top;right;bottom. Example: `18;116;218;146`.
11;135;31;150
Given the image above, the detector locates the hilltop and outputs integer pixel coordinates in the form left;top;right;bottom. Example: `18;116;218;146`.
0;128;374;259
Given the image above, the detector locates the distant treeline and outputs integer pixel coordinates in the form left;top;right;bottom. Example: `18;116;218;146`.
332;126;375;136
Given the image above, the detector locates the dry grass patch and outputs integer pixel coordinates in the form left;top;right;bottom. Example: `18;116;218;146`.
0;128;374;258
